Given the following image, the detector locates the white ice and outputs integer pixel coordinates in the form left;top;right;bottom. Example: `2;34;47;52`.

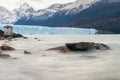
0;25;97;35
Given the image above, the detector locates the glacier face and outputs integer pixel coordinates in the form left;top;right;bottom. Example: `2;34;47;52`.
0;25;97;35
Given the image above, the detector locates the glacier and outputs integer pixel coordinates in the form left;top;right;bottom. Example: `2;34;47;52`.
0;25;97;35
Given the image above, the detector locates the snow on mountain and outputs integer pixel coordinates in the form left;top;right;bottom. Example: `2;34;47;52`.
0;6;12;24
54;0;99;15
32;4;64;20
0;0;99;24
0;3;35;24
13;3;35;19
31;0;98;20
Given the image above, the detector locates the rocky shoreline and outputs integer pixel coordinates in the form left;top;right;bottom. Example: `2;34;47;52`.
0;30;26;39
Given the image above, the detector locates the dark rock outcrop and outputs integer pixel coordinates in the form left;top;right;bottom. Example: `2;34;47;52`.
66;42;110;51
0;30;4;35
24;51;31;54
0;30;4;38
48;42;110;52
12;33;23;38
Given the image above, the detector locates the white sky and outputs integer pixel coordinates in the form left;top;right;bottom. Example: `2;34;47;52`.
0;0;76;11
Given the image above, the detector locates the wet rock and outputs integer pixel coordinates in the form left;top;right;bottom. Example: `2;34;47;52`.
66;42;110;51
23;37;28;39
24;51;31;54
11;57;18;59
48;46;66;50
0;30;4;39
0;29;25;38
38;39;41;41
0;30;4;35
94;43;110;50
0;54;10;59
0;45;15;51
34;38;38;39
66;42;94;51
48;42;110;52
12;33;23;38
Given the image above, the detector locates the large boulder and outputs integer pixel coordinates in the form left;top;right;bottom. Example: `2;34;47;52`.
66;42;94;51
12;33;23;38
48;42;110;52
66;42;110;51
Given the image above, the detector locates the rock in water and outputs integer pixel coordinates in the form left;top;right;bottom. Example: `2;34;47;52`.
24;51;31;54
12;33;23;38
0;54;10;59
66;42;110;51
48;42;110;52
0;45;15;51
66;42;95;51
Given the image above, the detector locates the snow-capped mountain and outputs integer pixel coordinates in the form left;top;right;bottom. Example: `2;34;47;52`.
58;0;97;15
0;0;98;24
32;0;97;20
15;0;98;26
13;3;35;20
0;3;35;24
0;6;12;24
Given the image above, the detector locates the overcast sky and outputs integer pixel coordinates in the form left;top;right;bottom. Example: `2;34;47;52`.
0;0;76;11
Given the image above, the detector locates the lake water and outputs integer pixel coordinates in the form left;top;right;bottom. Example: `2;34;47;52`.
0;24;97;35
0;35;120;80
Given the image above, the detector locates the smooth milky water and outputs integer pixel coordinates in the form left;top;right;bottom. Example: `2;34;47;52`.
0;35;120;80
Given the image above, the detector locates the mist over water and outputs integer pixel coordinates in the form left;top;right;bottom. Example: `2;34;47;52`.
0;35;120;80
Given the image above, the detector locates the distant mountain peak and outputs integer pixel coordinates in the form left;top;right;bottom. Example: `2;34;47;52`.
47;4;64;10
19;3;30;10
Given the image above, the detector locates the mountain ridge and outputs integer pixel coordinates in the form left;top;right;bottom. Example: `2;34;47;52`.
0;0;96;24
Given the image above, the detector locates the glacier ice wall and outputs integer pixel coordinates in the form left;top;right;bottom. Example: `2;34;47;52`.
0;24;97;35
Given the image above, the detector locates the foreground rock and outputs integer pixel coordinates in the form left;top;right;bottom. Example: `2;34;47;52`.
0;54;10;59
12;33;23;38
0;45;15;51
48;42;110;52
66;42;110;51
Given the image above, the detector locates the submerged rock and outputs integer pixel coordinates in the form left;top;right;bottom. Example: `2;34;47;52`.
0;54;10;59
48;42;110;52
34;38;38;39
24;51;31;54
